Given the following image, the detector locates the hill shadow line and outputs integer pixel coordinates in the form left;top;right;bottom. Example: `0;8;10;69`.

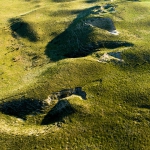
41;100;75;125
0;98;43;120
45;6;133;62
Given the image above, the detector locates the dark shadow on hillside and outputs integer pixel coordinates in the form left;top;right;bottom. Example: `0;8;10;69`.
74;87;87;100
52;0;74;2
127;0;139;1
65;41;133;58
0;98;43;120
45;6;133;61
139;104;150;109
41;100;75;125
86;0;100;3
9;18;38;42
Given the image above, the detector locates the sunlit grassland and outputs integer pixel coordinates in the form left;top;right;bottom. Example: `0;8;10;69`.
0;0;150;149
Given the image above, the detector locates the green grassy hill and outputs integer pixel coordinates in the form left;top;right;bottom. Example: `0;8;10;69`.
0;0;150;149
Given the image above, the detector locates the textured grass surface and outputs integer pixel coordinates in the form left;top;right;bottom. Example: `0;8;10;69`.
0;0;150;149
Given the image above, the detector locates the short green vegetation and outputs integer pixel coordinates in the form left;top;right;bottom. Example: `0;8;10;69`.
0;0;150;149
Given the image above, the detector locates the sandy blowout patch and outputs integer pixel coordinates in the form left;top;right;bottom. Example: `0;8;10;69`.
98;52;124;63
85;17;119;35
110;30;119;35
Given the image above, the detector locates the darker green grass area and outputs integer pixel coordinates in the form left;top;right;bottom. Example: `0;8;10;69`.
0;0;150;149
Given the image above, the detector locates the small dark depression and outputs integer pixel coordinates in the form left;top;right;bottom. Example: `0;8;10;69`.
9;18;38;42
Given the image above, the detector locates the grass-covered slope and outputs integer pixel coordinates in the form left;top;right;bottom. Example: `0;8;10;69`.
0;0;150;149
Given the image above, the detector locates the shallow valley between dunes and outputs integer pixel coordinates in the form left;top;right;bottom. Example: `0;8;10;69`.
0;0;150;149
